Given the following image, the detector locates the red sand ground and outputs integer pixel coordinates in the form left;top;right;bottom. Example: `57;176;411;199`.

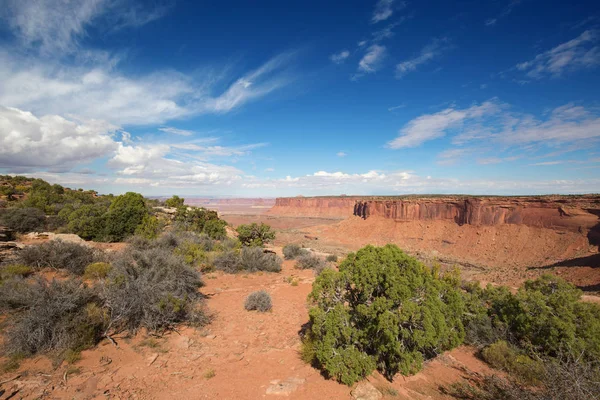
1;252;499;400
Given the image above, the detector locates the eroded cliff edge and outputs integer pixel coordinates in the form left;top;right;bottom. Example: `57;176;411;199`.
269;195;600;239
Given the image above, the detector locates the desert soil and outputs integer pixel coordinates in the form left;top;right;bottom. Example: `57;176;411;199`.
0;253;498;400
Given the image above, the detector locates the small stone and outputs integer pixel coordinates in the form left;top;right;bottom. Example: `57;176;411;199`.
265;377;305;396
351;381;382;400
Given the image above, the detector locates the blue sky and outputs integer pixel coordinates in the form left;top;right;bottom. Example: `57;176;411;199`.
0;0;599;196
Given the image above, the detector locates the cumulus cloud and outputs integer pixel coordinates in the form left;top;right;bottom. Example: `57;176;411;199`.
0;50;296;126
516;30;600;78
358;45;386;73
0;106;118;169
330;50;350;64
387;101;500;149
337;151;348;157
241;168;600;195
396;37;450;78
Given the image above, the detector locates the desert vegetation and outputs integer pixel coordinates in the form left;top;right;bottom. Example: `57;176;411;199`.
244;290;272;312
300;243;600;399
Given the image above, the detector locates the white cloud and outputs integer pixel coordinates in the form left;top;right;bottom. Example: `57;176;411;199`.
388;104;406;112
241;168;600;195
0;106;118;169
171;143;267;157
159;127;194;136
530;161;564;166
387;101;500;149
484;0;521;27
337;151;348;157
516;30;600;78
358;45;386;73
0;50;296;126
330;50;350;64
1;0;166;55
396;37;450;78
372;0;404;24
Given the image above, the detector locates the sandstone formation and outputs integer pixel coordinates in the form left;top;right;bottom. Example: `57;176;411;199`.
270;195;600;239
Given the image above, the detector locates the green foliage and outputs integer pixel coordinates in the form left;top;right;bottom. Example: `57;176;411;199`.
481;341;543;385
0;207;46;232
283;244;307;260
244;290;273;312
0;264;34;281
235;223;275;247
174;242;208;266
202;218;227;240
83;262;112;280
63;203;109;240
165;195;185;208
104;192;148;242
469;275;600;363
174;207;226;239
305;244;466;385
135;214;161;239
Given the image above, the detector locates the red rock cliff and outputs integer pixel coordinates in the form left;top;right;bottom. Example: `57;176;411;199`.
270;195;600;235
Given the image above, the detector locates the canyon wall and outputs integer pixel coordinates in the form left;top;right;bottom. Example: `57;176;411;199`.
270;195;600;236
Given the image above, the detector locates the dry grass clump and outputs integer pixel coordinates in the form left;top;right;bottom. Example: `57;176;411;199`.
295;253;326;271
214;247;282;273
283;244;308;260
240;247;282;273
0;278;106;357
244;291;272;312
16;240;100;275
102;247;207;333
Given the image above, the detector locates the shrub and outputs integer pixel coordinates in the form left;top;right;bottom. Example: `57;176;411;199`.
174;207;221;235
0;207;46;233
84;262;112;280
134;214;161;239
175;242;208;266
0;278;106;357
304;244;466;385
240;247;282;273
17;240;99;275
64;203;109;240
102;247;206;333
202;219;227;240
103;192;148;242
236;223;275;247
0;264;34;280
213;250;242;273
469;275;600;363
296;253;326;271
283;244;307;260
221;238;241;251
165;195;185;208
244;291;272;312
481;341;543;385
326;254;338;263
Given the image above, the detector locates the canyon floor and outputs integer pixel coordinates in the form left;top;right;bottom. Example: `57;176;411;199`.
2;207;599;399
